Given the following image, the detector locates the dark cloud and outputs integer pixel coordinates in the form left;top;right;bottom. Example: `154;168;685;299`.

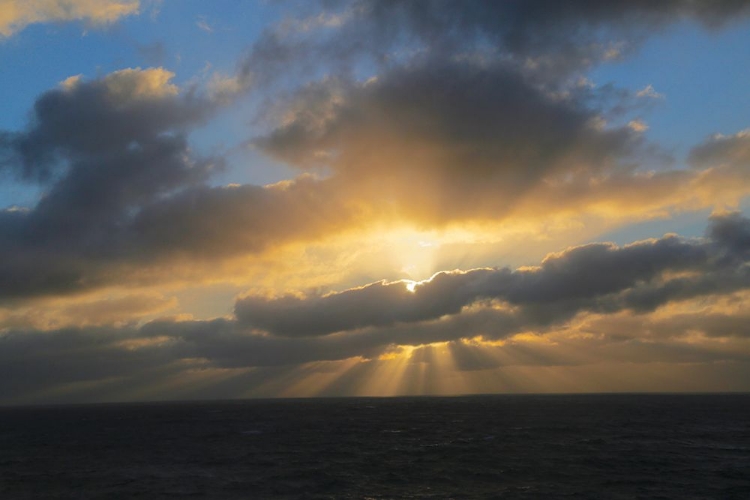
689;130;750;170
254;58;645;224
2;214;750;403
257;60;635;173
243;0;750;229
0;65;375;300
236;214;750;337
0;178;360;301
128;175;356;259
0;324;191;403
1;1;750;304
4;281;750;403
240;0;750;87
0;69;225;299
2;1;750;404
1;69;211;183
708;211;750;260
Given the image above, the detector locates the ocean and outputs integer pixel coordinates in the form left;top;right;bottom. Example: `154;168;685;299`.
1;394;749;499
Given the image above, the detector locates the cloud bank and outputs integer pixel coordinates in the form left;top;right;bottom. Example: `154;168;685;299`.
235;213;749;337
2;214;750;403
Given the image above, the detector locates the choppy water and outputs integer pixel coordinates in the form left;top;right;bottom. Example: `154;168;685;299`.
1;394;749;499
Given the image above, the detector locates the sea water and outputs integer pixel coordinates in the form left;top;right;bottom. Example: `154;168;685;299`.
1;394;749;499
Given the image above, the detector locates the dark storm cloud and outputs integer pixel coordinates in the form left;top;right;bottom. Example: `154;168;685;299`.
236;213;750;337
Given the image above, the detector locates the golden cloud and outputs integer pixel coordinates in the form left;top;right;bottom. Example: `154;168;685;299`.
0;0;139;37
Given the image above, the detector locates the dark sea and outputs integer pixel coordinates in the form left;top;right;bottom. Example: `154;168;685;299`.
1;394;749;499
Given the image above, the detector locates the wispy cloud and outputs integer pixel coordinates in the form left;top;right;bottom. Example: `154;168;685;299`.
196;15;213;33
636;84;665;99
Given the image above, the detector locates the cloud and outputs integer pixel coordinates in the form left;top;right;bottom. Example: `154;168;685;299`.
0;0;140;37
0;68;221;298
3;1;750;404
1;63;749;302
0;65;373;300
243;0;750;228
258;60;637;172
3;216;750;403
688;129;750;169
2;67;208;182
0;291;178;330
239;0;750;88
195;16;213;33
628;119;649;132
252;56;750;230
101;66;179;100
236;213;749;337
254;59;646;224
2;1;750;306
636;84;664;99
128;176;358;259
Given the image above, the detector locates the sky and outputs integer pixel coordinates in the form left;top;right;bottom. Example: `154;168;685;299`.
2;0;750;405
